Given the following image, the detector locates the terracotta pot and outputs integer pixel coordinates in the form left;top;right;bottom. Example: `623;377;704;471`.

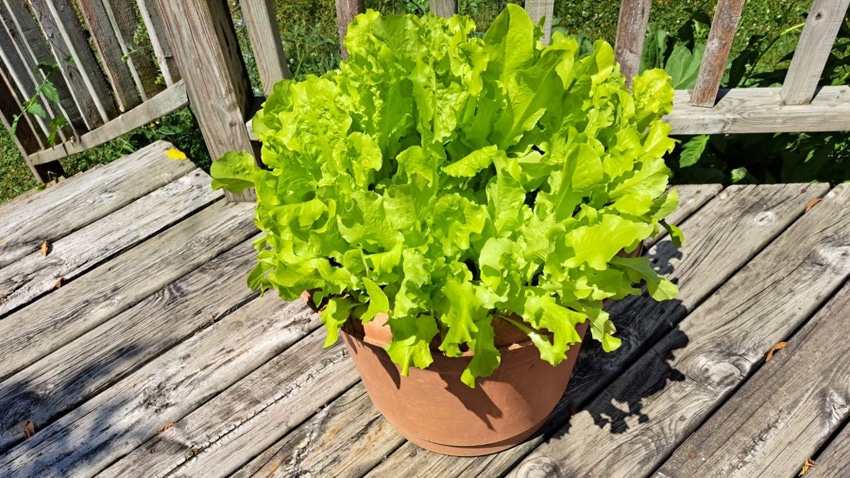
339;313;588;456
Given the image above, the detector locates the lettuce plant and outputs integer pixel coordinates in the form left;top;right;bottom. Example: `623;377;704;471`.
211;5;681;387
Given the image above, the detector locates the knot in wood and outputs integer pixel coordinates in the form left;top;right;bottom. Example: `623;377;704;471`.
697;358;745;390
513;456;564;478
752;211;775;226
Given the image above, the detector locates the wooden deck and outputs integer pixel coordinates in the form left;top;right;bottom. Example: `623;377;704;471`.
1;141;849;477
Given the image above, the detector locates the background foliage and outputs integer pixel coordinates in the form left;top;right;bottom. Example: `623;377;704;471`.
0;0;843;205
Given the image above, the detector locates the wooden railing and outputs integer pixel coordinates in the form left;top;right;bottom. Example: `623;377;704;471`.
1;0;849;197
0;0;189;183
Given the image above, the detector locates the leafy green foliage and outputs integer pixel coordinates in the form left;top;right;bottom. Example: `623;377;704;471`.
214;7;680;387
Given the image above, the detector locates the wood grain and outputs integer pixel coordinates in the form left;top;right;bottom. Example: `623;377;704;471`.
657;279;850;477
28;0;117;127
645;184;722;248
0;234;261;453
0;141;193;269
28;81;188;166
780;0;850;105
242;0;291;96
335;0;364;59
365;183;829;478
0;169;221;316
0;0;85;134
667;86;850;134
807;426;850;478
507;185;850;478
0;200;256;382
103;0;163;100
153;0;256;202
0;59;44;153
428;0;456;18
76;0;142;112
690;0;745;107
136;0;181;86
233;384;404;478
0;296;319;478
99;328;361;478
614;0;652;85
525;0;554;46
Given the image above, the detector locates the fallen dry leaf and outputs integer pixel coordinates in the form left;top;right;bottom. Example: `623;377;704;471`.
40;240;50;256
799;457;818;476
53;277;65;289
157;422;174;435
689;451;698;459
766;342;788;362
22;421;35;439
805;198;822;213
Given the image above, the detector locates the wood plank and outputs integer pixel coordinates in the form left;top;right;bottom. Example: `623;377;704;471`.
0;167;221;316
525;0;554;46
0;141;192;268
0;0;85;134
807;426;850;478
657;279;850;477
690;0;745;107
780;0;850;105
27;80;188;166
0;234;261;454
153;0;256;202
76;0;142;112
99;328;361;478
507;184;850;478
0;59;44;153
0;13;58;139
0;295;319;478
0;200;256;382
428;0;456;18
335;0;364;59
667;86;850;134
102;0;163;100
232;384;405;478
136;0;181;86
645;184;722;248
241;0;291;96
28;0;118;127
364;183;830;478
614;0;652;85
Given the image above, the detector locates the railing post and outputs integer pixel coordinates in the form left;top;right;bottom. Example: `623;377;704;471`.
152;0;257;202
335;0;364;59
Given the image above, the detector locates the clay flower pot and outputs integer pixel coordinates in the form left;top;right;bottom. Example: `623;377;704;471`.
339;313;588;456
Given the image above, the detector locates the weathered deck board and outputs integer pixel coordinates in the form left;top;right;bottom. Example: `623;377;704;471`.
657;278;850;477
808;425;850;478
0;236;260;453
0;200;255;382
98;328;360;478
644;184;722;247
348;183;829;478
506;184;850;477
0;295;319;478
0;141;193;268
0;169;220;316
232;384;405;478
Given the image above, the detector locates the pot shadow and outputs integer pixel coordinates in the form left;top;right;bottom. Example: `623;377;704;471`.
533;238;691;440
0;344;144;477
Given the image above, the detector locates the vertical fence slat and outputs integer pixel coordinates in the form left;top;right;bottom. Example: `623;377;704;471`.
242;0;291;96
525;0;554;45
335;0;364;59
153;0;256;202
76;0;142;112
429;0;456;18
781;0;850;105
0;15;56;140
28;0;118;127
1;0;85;135
614;0;652;86
0;62;64;182
690;0;746;107
102;0;163;100
136;0;180;86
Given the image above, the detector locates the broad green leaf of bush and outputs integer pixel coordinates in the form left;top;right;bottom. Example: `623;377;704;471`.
210;5;681;387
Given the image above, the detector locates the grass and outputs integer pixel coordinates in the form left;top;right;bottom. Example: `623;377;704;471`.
0;0;821;205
